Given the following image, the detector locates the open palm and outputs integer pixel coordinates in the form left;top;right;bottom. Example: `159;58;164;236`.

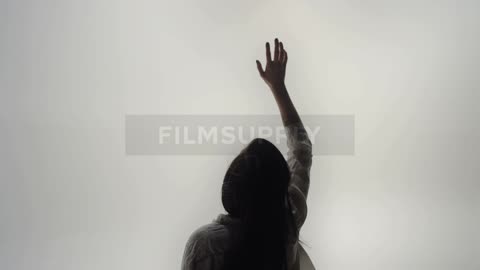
256;38;288;90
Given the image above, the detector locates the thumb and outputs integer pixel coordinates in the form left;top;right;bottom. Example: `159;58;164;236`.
256;60;264;77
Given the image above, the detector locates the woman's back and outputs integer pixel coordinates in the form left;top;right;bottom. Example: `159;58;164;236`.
181;212;315;270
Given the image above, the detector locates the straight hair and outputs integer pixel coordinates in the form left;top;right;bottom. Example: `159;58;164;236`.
221;138;299;270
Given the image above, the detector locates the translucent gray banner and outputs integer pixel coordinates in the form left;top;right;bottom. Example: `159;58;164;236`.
125;115;354;155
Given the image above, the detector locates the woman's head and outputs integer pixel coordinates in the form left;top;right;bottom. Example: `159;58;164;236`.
221;138;297;270
222;138;290;219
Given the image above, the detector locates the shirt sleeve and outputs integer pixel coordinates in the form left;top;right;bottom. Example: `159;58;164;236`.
181;234;196;270
285;121;313;230
181;229;206;270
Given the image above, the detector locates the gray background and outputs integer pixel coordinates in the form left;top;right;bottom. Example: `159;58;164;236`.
1;0;479;269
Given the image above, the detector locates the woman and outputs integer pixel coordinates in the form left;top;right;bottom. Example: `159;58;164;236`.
181;38;314;270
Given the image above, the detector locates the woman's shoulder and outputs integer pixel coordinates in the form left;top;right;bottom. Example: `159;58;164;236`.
188;222;229;245
184;216;232;262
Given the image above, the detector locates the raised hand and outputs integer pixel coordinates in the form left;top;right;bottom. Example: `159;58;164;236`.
256;38;288;91
255;38;300;127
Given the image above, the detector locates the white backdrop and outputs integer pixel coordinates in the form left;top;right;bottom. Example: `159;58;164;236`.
1;0;479;269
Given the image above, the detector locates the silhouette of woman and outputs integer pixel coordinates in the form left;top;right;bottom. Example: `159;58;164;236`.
181;38;315;270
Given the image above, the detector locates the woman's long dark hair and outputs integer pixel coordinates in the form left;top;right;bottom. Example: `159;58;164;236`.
221;138;299;270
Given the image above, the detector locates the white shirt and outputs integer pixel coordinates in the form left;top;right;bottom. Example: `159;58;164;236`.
181;122;314;270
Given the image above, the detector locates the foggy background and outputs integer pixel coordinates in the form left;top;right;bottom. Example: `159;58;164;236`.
1;0;479;269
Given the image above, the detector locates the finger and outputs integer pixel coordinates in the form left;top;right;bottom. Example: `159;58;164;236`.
274;38;279;62
256;60;264;76
279;42;284;61
283;50;288;66
266;42;272;63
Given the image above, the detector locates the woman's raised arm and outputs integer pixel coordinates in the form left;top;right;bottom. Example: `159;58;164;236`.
256;38;313;229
